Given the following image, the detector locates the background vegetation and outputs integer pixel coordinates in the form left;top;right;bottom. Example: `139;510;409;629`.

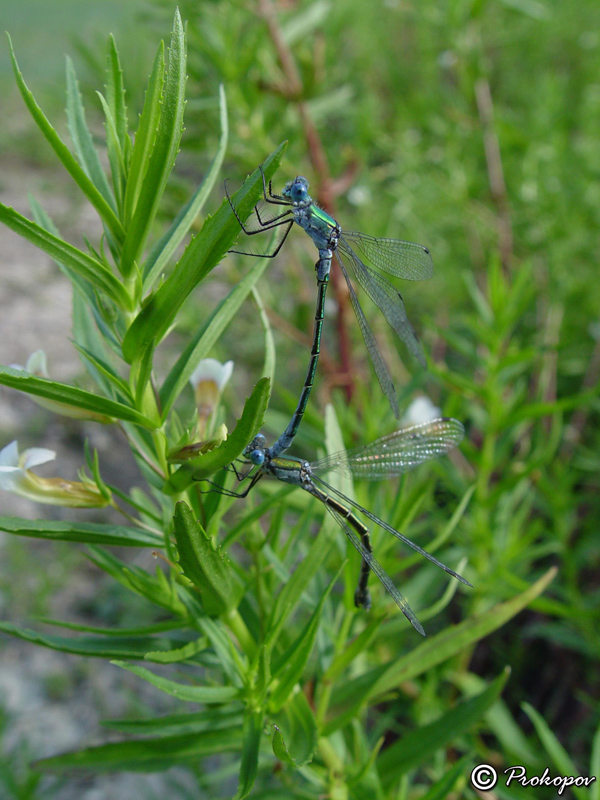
0;0;598;797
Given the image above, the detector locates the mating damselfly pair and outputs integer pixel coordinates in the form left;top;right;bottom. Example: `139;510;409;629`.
205;163;470;634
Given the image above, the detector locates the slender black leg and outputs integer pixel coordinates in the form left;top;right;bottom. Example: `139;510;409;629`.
228;220;294;258
197;471;264;498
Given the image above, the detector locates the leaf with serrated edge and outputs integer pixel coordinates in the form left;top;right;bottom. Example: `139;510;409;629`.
164;377;270;493
0;517;162;547
112;660;240;703
143;84;229;291
122;142;287;363
0;365;155;428
7;34;124;242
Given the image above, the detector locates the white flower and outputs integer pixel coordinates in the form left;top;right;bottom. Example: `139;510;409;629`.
402;396;442;425
0;440;109;508
9;350;113;423
10;349;49;377
189;358;234;420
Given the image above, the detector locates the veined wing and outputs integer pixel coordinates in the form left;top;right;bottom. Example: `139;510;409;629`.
313;475;472;587
312;418;465;479
340;231;433;281
339;246;426;367
322;503;425;635
335;252;400;419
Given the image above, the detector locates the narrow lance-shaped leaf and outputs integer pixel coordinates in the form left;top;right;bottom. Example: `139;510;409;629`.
105;34;129;152
0;365;156;429
65;56;115;210
0;204;130;308
143;84;229;292
0;517;163;547
271;690;318;769
6;34;124;243
173;502;242;615
121;142;287;363
269;563;344;712
159;250;271;417
34;727;243;773
123;41;165;225
324;568;558;734
97;91;126;213
119;9;186;279
164;377;271;493
0;621;183;660
112;660;240;704
379;669;510;788
235;708;264;800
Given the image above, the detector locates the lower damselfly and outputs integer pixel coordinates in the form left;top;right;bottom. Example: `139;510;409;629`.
226;168;434;456
209;418;470;635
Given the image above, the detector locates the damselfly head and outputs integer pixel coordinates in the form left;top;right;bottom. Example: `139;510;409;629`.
244;434;266;466
283;177;310;204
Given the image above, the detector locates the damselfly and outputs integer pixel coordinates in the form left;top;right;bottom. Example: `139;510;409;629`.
212;418;470;635
226;170;434;455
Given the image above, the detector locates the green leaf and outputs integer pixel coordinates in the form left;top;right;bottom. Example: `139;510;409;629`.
105;34;129;155
235;708;264;800
522;703;589;800
417;756;471;800
271;690;318;768
164;377;271;492
143;84;229;291
379;669;509;788
120;10;186;279
7;34;124;242
252;285;276;382
173;501;242;615
86;547;187;616
0;365;155;427
96;91;126;213
269;564;343;711
325;568;558;734
65;56;115;210
122;142;287;363
0;517;162;547
321;614;384;684
102;707;244;736
34;727;243;773
0;622;182;660
111;660;240;703
159;252;271;417
0;204;129;308
266;508;338;639
144;636;208;664
72;343;133;400
123;40;165;225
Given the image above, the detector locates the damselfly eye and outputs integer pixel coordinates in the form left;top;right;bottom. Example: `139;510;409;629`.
249;449;265;466
291;181;308;203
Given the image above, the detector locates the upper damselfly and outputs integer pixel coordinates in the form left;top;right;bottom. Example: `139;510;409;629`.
226;169;433;455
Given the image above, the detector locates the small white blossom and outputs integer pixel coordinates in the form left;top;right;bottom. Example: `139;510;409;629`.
10;349;49;376
190;358;234;421
402;396;442;426
0;440;109;508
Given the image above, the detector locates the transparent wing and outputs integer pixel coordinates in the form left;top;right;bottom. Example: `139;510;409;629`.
335;251;400;419
312;475;472;588
312;418;465;479
322;503;425;635
339;245;426;367
340;231;434;280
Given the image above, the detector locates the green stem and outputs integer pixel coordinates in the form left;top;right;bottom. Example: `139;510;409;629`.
225;608;256;659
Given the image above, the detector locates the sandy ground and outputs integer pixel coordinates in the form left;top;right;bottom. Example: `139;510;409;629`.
0;160;199;798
